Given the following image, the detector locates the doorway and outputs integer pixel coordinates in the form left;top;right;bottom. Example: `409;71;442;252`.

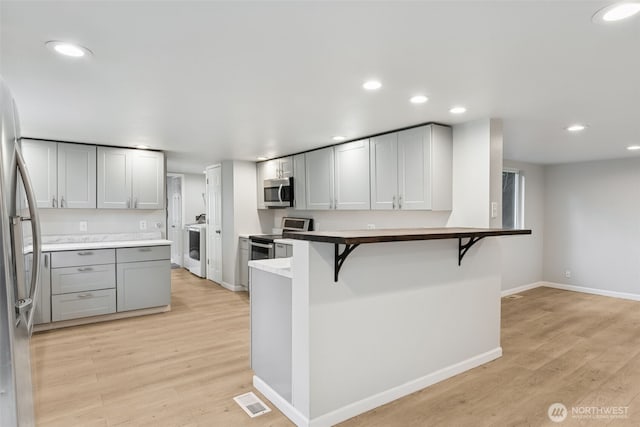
167;173;185;267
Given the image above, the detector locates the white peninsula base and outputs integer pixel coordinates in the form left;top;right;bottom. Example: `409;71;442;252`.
250;237;503;427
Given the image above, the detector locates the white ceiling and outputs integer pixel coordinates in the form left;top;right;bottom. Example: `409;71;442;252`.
1;1;639;173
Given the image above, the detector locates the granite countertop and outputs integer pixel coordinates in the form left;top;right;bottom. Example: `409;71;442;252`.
24;232;171;253
248;257;292;279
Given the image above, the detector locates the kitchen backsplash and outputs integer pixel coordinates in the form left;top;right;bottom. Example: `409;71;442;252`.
272;209;452;231
38;209;166;238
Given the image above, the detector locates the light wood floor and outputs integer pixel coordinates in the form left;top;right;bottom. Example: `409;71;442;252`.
32;270;640;426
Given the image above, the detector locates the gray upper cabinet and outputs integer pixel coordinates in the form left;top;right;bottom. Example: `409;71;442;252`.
305;147;334;210
293;154;306;210
370;133;398;210
98;147;165;210
131;150;165;209
21;140;57;208
22;140;96;209
57;143;97;209
334;139;370;210
97;147;131;209
370;124;452;211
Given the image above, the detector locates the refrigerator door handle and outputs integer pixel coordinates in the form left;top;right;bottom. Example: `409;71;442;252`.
15;146;42;334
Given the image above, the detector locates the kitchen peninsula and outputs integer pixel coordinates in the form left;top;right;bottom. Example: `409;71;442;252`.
249;227;531;427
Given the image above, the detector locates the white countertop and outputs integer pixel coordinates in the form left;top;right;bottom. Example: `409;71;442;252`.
27;239;172;253
248;257;292;279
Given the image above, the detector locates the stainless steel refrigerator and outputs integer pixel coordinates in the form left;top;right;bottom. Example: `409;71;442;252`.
0;78;42;426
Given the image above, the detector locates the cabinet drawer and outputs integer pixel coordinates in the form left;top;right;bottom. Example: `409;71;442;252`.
117;245;170;263
51;264;115;294
52;289;116;321
239;238;249;250
51;249;115;268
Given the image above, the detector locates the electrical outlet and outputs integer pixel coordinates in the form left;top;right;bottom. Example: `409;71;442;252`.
565;270;571;279
367;224;376;230
139;220;147;230
79;221;88;232
154;222;162;229
491;202;498;219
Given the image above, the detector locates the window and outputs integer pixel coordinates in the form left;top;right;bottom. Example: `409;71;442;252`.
502;169;524;229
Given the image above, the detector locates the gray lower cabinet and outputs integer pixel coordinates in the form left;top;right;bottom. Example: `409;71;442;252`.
32;252;51;325
50;249;116;322
36;245;171;324
239;237;249;288
52;289;116;321
275;243;293;258
116;246;171;312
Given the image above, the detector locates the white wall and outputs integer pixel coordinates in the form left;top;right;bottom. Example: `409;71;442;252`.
501;160;544;291
218;160;266;289
38;209;166;237
447;118;502;228
543;157;640;296
182;172;206;224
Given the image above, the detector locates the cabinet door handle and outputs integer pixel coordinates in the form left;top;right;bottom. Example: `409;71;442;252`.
77;293;93;298
77;267;93;272
127;198;131;208
134;197;138;208
334;198;338;210
77;251;94;256
44;254;48;268
399;195;403;209
60;196;65;208
138;248;152;252
52;197;57;208
392;195;396;209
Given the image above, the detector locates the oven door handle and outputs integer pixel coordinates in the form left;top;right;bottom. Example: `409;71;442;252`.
250;242;273;249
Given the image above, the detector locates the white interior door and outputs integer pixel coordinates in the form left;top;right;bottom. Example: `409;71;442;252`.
166;174;183;266
206;165;222;283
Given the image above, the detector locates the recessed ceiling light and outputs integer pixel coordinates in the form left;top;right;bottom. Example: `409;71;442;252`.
410;95;428;104
566;124;587;132
449;106;467;114
627;145;640;151
593;2;640;22
135;144;150;149
332;136;346;141
363;80;382;90
257;156;268;161
45;41;92;57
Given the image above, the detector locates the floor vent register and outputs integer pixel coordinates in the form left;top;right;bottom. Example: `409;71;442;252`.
233;392;271;418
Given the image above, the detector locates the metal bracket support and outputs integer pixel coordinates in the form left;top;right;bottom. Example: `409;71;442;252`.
334;243;360;282
458;236;487;265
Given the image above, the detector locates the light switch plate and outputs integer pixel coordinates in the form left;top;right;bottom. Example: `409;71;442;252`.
139;220;147;230
491;202;498;219
79;221;88;232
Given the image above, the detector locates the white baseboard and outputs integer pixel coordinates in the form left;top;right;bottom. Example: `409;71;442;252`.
255;347;502;427
500;281;640;302
501;282;544;297
544;282;640;301
253;376;309;427
207;278;246;292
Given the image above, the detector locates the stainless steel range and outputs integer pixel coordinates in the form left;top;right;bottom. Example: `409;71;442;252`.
249;217;313;260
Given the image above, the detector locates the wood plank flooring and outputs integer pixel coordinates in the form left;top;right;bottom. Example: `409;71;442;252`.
32;270;640;426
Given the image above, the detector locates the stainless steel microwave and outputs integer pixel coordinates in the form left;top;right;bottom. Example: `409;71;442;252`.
264;177;294;208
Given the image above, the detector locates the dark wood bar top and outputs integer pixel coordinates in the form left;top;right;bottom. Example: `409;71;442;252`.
282;227;532;245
